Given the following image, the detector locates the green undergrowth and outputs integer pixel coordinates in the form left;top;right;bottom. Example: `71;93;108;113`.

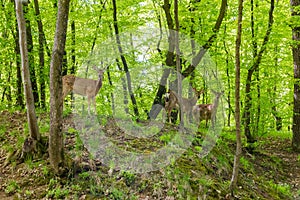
0;111;296;199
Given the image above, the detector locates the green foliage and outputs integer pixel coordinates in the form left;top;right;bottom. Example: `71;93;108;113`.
121;170;136;186
268;180;292;197
110;188;125;200
47;187;69;199
159;132;173;144
5;180;20;195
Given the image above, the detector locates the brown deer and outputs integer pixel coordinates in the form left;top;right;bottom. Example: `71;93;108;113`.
164;88;203;123
164;89;179;123
192;90;223;128
181;88;204;122
62;67;104;115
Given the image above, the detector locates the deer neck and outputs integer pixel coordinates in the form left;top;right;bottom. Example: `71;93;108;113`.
94;76;103;95
187;96;195;106
190;95;199;106
212;94;222;109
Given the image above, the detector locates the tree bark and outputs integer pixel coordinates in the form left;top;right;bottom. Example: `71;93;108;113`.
33;0;46;109
174;0;183;125
230;0;243;193
291;0;300;152
223;24;231;127
71;20;76;74
270;48;282;131
49;0;70;174
148;0;175;120
15;0;40;141
23;3;39;107
8;0;24;108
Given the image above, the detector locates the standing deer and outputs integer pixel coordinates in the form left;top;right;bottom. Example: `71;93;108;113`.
181;88;204;122
62;67;104;115
164;88;203;123
164;89;179;123
192;90;223;128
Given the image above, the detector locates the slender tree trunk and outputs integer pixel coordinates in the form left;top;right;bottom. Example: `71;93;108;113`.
270;47;282;131
49;0;70;174
148;0;175;120
174;0;183;125
223;24;231;127
291;0;300;152
116;58;129;114
254;68;261;133
230;0;243;193
112;0;139;119
10;0;24;108
23;3;39;107
243;0;274;146
33;0;46;109
62;50;68;76
269;86;282;131
71;20;76;74
1;65;12;105
107;66;116;115
251;0;260;133
15;0;40;141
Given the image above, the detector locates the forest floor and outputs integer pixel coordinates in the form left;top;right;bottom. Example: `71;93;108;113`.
0;110;299;199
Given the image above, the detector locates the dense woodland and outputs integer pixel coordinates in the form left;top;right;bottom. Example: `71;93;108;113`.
0;0;299;199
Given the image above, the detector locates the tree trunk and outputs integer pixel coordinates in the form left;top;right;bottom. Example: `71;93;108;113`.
15;0;40;141
148;0;175;120
33;0;46;109
270;49;282;131
71;20;76;74
243;0;274;146
291;0;300;152
174;0;183;125
223;24;231;127
1;65;12;105
112;0;140;120
23;3;39;107
10;0;24;108
230;0;243;193
49;0;70;174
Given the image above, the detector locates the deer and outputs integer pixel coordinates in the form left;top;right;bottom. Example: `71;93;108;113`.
164;89;179;123
192;90;223;128
181;88;204;123
164;88;203;123
62;66;104;115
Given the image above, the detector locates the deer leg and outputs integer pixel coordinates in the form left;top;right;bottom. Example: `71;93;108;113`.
168;110;171;123
87;96;91;115
93;96;97;114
